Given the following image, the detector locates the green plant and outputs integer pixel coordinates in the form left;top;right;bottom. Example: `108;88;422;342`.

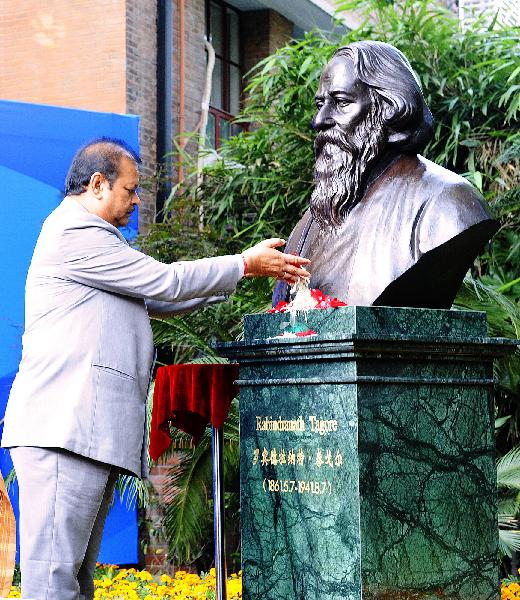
497;443;520;557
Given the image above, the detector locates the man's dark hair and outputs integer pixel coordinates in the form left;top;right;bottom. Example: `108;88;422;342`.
65;137;141;196
332;41;434;152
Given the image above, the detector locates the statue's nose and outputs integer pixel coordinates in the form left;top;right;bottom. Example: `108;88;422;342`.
312;107;335;131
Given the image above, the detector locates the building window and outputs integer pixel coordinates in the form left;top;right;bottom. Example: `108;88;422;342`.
206;0;245;149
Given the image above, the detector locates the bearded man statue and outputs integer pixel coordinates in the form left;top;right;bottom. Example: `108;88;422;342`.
273;41;498;308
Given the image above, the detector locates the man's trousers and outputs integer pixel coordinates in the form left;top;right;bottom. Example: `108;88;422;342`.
10;447;118;600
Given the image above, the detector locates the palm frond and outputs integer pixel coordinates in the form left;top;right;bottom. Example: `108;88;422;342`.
152;316;220;364
4;467;16;490
496;415;512;430
454;277;520;339
499;528;520;557
499;497;520;520
115;474;150;509
498;447;520;489
163;433;214;563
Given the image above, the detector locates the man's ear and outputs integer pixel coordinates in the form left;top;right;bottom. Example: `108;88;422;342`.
89;172;107;199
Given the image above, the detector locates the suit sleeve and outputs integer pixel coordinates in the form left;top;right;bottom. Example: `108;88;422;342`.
59;221;244;302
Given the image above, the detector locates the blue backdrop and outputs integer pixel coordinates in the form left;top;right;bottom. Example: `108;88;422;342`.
0;99;140;565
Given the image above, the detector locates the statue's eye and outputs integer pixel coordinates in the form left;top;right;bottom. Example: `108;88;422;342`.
336;98;350;107
315;100;324;110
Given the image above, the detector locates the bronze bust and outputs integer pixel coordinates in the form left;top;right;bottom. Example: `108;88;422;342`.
273;41;498;309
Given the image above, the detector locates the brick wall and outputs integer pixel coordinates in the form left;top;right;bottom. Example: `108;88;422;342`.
268;10;294;54
242;10;293;82
143;459;179;572
2;0;126;113
126;0;158;230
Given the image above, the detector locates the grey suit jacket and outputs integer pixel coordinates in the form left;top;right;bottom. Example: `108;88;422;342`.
1;198;243;477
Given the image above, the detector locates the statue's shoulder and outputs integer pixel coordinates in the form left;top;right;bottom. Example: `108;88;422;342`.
376;154;483;207
416;155;482;201
415;154;494;217
411;155;496;253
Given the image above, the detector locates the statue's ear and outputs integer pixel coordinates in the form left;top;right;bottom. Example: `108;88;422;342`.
383;102;398;122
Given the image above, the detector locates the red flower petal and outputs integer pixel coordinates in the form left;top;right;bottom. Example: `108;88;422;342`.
330;298;348;307
310;288;325;301
268;300;289;313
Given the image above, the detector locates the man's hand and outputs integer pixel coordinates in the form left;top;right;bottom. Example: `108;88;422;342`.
242;238;311;284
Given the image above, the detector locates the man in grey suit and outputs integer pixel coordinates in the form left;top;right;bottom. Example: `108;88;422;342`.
1;138;310;600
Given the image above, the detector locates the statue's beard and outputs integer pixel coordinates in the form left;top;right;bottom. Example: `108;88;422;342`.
310;111;386;231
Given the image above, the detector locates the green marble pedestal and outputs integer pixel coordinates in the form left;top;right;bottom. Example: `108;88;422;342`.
217;307;517;600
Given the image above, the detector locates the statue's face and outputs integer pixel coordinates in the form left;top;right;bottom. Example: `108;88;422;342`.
310;54;387;230
314;56;372;137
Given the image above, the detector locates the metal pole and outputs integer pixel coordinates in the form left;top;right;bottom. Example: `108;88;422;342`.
156;0;173;218
212;426;227;600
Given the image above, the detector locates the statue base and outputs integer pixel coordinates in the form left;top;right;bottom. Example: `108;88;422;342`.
218;307;516;600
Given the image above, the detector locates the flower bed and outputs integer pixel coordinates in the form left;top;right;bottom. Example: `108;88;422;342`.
8;564;242;599
8;568;520;599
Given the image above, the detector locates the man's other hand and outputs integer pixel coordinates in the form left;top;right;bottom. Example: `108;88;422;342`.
242;238;311;284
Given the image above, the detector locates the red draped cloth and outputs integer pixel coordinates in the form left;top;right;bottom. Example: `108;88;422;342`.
149;363;240;461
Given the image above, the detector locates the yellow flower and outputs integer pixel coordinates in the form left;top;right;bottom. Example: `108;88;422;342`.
501;581;520;600
10;567;247;600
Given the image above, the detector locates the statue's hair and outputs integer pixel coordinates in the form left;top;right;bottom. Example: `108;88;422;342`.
332;41;433;152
